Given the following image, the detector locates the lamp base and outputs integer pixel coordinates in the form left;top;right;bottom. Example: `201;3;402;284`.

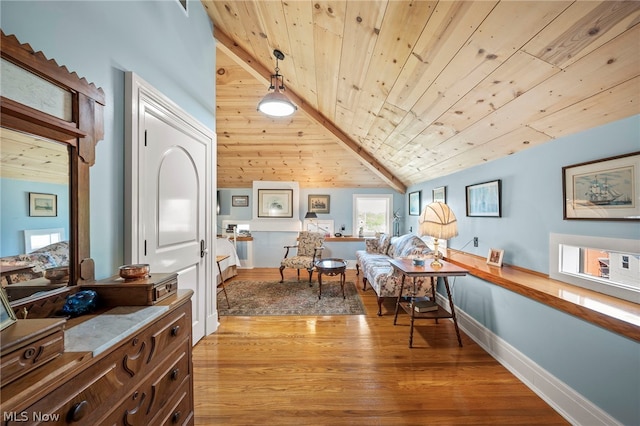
430;238;442;268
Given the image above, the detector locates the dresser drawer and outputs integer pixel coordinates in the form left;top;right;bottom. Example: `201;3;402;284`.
1;326;64;386
102;340;191;426
154;381;194;426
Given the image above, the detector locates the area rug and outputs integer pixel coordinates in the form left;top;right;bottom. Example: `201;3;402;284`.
218;279;366;316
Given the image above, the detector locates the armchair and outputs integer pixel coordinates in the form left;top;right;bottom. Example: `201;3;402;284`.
279;231;325;283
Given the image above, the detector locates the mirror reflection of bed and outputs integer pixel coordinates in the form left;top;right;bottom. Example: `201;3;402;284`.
216;236;241;283
0;127;70;303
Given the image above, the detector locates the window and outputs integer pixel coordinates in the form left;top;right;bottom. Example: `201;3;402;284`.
24;228;64;253
550;233;640;303
353;194;393;237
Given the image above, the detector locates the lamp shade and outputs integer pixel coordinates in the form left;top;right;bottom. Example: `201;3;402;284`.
257;86;297;117
418;202;458;240
304;211;318;219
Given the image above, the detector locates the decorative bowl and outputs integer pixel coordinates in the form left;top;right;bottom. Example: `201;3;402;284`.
119;264;150;281
412;258;425;266
44;266;70;283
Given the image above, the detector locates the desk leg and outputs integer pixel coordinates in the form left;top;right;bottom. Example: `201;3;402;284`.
393;274;406;325
408;277;417;348
216;260;230;309
318;272;323;299
341;271;346;299
444;277;462;347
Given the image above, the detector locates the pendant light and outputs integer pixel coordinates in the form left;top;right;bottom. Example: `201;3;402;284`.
257;49;297;117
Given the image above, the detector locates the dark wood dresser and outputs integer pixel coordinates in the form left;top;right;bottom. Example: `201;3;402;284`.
0;290;194;425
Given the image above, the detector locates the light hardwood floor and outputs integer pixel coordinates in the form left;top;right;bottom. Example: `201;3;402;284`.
193;268;568;425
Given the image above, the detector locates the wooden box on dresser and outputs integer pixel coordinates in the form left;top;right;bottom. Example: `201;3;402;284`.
0;290;194;426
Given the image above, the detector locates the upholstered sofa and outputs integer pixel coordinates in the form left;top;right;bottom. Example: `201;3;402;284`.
0;241;69;286
356;233;434;316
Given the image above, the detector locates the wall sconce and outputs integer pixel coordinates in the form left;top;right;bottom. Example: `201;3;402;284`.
257;49;297;117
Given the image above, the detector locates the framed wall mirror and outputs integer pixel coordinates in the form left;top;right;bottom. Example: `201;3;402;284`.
0;30;105;317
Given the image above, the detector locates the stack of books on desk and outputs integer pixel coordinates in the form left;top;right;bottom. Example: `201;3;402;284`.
413;299;438;313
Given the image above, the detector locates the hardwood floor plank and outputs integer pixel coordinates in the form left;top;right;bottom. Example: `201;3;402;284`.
193;268;568;425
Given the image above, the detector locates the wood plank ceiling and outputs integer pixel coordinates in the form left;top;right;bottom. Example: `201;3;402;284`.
204;0;640;193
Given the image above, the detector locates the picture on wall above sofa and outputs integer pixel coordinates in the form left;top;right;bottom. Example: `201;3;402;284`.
466;180;501;217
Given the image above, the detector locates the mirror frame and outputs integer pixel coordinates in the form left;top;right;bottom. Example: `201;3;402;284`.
1;30;105;317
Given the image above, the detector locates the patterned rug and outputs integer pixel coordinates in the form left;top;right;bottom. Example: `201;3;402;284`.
218;279;366;316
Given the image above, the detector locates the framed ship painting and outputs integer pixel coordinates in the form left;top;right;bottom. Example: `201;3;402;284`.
563;151;639;221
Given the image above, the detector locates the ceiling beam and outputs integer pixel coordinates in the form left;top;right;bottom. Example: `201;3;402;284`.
214;28;407;194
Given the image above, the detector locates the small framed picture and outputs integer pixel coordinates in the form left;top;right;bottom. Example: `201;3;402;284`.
486;248;504;267
29;192;57;217
232;195;249;207
432;186;446;203
466;180;501;217
308;194;330;214
408;191;421;216
1;289;17;331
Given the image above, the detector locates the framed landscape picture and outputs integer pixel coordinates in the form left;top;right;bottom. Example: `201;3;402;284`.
432;186;446;203
563;151;639;221
308;194;330;214
257;189;293;218
29;192;57;217
409;191;421;216
466;180;501;217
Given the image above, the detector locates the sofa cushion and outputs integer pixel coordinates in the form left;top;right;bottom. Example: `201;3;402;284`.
365;238;379;253
378;233;391;255
31;241;69;266
388;233;429;258
365;232;391;254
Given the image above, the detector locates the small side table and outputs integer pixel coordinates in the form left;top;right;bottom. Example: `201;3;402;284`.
389;258;468;348
216;255;230;308
314;258;347;300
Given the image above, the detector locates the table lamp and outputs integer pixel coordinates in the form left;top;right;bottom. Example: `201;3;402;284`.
419;202;458;268
305;211;318;232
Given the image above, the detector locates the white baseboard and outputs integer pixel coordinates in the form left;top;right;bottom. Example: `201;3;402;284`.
435;294;621;426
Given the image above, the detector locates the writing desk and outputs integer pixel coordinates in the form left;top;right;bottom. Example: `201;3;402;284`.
389;258;468;348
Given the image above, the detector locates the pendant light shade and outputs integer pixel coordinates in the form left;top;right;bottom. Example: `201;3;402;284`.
257;49;297;117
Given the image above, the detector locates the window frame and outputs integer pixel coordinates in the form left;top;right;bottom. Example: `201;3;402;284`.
550;233;640;303
352;194;393;237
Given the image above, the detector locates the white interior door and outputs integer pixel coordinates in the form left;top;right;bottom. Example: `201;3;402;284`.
125;73;215;345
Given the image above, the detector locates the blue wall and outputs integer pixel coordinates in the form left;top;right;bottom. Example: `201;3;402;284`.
217;187;404;266
1;178;69;256
405;115;640;273
405;115;640;425
1;0;216;279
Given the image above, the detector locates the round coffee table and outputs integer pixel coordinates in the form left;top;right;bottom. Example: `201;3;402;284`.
314;258;347;299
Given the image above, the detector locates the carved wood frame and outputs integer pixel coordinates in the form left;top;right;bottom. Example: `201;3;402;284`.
1;30;105;317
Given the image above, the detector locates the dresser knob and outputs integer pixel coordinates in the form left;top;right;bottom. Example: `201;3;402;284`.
172;411;181;424
170;368;180;381
68;400;88;422
171;325;180;336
